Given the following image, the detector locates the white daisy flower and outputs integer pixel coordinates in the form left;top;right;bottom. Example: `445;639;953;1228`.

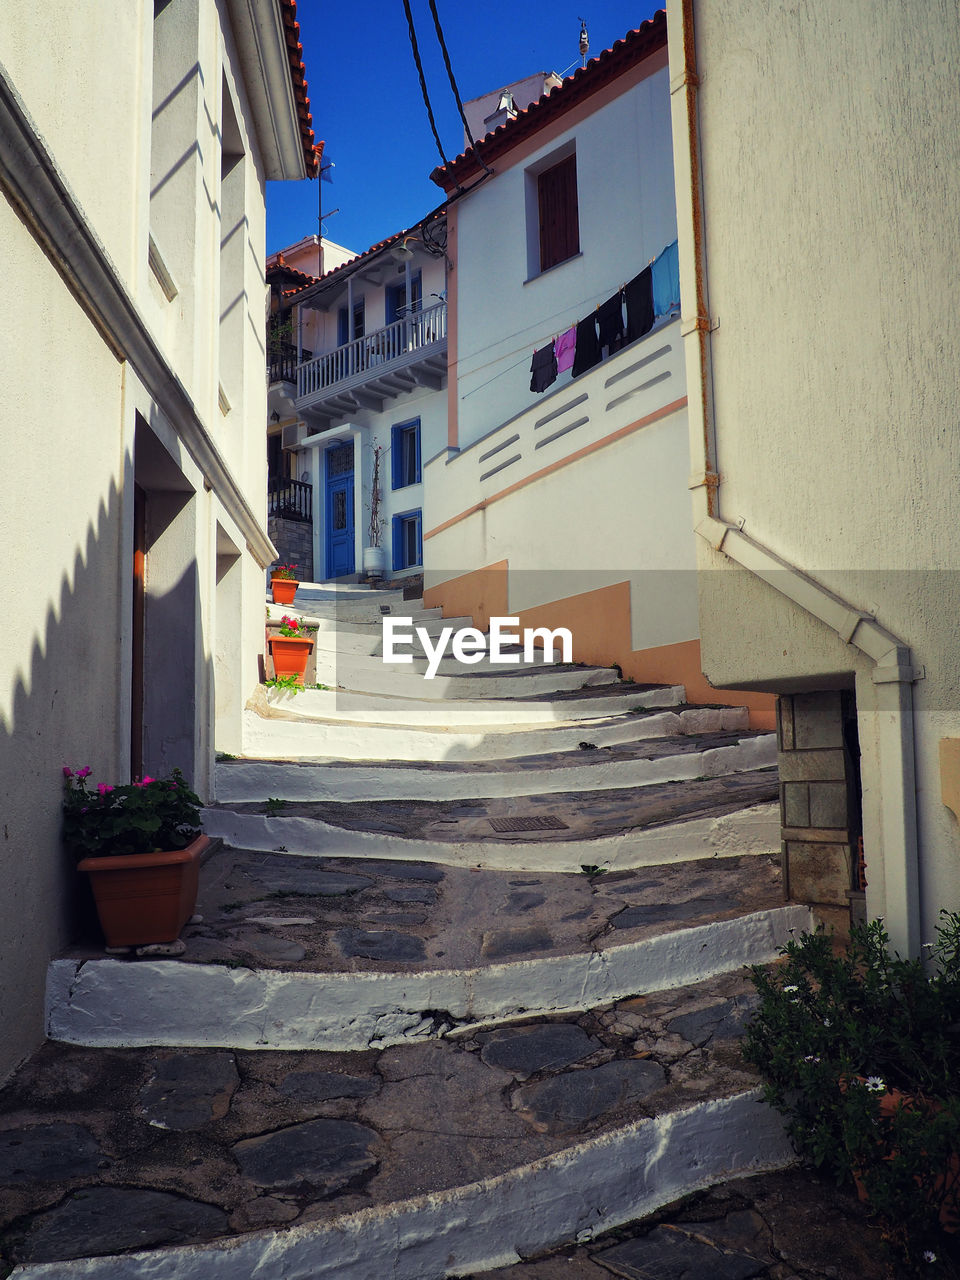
864;1076;886;1092
923;1250;937;1263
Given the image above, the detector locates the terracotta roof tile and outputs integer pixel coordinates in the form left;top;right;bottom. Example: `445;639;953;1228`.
267;252;321;293
279;0;319;177
287;202;448;301
431;11;667;191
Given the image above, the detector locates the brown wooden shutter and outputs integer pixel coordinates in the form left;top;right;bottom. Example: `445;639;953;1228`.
538;154;579;271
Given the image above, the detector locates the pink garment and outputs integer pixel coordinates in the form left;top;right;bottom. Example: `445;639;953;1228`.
554;326;577;373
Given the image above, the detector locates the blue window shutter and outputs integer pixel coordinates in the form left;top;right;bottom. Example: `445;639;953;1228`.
337;307;348;346
392;515;402;571
391;425;401;490
414;422;422;484
415;512;422;566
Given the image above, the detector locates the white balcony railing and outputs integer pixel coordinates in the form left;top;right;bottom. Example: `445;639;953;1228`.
298;300;447;400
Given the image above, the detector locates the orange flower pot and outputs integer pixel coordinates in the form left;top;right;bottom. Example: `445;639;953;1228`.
268;634;314;684
270;577;299;605
78;835;210;947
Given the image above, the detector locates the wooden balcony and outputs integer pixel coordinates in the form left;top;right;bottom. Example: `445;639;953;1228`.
296;301;447;423
268;476;312;523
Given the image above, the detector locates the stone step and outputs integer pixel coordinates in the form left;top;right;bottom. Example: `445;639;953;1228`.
48;843;806;1051
8;969;799;1278
476;1167;886;1279
255;683;686;729
203;774;779;873
311;653;621;699
215;730;777;802
268;602;474;634
243;694;748;762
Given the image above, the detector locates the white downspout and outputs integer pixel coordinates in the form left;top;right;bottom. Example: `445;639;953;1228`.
666;0;922;956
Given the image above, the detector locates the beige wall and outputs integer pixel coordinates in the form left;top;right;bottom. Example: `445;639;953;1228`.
0;0;298;1080
670;0;960;946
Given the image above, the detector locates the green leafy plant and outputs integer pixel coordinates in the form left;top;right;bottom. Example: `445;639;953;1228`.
580;864;607;877
262;797;287;814
62;766;202;860
265;674;307;694
744;915;960;1267
271;563;298;581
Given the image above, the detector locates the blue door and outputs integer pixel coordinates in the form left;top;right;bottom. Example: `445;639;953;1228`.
325;442;355;578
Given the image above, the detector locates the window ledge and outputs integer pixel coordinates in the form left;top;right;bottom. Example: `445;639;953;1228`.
524;252;582;286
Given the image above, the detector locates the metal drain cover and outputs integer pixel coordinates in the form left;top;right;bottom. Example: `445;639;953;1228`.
488;815;570;832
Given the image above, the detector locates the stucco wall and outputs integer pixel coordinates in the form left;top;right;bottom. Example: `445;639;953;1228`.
677;0;960;936
0;0;289;1080
452;55;677;450
0;202;128;1082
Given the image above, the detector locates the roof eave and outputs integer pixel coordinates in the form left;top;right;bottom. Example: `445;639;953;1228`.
432;12;667;192
225;0;309;181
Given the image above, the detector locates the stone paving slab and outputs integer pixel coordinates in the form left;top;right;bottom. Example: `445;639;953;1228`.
63;848;786;974
1;971;769;1271
212;771;780;845
468;1168;910;1279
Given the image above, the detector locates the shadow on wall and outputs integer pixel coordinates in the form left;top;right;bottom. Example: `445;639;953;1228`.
0;471;213;1084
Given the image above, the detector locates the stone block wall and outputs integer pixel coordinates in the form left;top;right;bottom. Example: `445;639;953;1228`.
268;516;312;583
777;690;863;931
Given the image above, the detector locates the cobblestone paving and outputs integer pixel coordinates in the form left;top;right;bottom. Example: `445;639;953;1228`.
0;972;765;1269
469;1169;922;1279
63;848;786;973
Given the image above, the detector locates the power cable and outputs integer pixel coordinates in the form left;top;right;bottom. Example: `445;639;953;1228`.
426;0;493;176
400;0;453;177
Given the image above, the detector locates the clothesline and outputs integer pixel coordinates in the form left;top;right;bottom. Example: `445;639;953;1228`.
529;239;680;394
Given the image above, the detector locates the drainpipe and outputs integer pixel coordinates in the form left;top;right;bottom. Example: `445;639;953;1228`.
666;0;922;957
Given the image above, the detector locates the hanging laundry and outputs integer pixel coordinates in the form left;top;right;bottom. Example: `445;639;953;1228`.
651;239;680;318
554;325;577;374
624;266;654;342
571;314;601;378
597;291;625;354
530;341;558;393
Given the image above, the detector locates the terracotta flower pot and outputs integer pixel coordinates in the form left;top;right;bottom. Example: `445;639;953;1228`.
78;834;210;947
268;634;314;684
270;577;299;605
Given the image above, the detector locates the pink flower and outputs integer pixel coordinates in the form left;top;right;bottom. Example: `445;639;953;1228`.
76;766;92;779
63;766;74;778
141;776;155;785
97;783;114;796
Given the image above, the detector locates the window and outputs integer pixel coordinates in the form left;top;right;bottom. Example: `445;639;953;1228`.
337;297;365;346
391;419;421;489
392;510;422;571
537;152;579;272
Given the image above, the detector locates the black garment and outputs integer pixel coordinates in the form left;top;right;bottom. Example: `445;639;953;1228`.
530;342;558;393
624;266;654;343
571;314;601;378
597;291;625;353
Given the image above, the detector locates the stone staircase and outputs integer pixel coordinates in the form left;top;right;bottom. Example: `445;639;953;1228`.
0;582;813;1279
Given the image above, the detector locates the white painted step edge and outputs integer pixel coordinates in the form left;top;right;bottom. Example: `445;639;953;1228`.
199;801;781;873
257;685;687;727
46;904;812;1051
7;1092;796;1280
213;735;778;803
241;707;749;763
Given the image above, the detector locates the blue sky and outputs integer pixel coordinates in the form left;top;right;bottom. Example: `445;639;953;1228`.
266;1;662;258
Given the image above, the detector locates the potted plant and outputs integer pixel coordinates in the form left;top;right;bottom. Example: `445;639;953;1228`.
270;562;299;605
744;914;960;1267
267;614;315;685
63;766;208;947
362;443;386;580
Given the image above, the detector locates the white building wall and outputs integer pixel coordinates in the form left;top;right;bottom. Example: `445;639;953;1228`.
0;0;302;1080
453;58;677;451
670;0;960;945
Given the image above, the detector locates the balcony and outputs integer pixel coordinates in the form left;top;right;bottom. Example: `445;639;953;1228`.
296;300;447;424
268;341;312;386
268;476;312;523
